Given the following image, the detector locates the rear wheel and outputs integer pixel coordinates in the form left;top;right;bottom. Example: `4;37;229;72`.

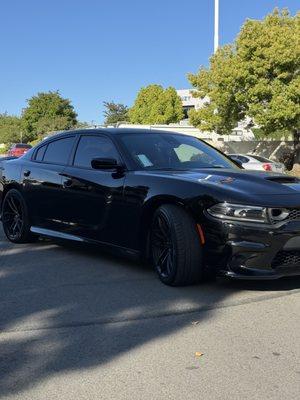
151;205;203;286
2;189;36;243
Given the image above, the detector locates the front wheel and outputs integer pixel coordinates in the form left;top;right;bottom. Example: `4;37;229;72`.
151;205;203;286
2;189;36;243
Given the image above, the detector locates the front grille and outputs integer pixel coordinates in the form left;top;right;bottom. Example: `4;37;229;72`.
271;250;300;268
270;209;300;225
286;209;300;221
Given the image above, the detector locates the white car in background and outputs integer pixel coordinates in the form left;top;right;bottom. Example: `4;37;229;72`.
228;154;285;173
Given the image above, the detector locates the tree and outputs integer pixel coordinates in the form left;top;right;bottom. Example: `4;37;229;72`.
22;91;78;141
76;121;91;129
103;101;129;125
188;9;300;165
0;113;22;144
129;85;184;124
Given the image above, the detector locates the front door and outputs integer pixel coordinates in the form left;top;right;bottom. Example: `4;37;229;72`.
60;134;126;245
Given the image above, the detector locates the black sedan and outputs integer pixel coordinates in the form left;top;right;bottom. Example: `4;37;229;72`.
1;128;300;286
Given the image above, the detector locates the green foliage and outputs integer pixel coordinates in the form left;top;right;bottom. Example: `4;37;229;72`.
252;128;291;140
188;9;300;140
0;113;22;144
22;91;78;141
129;84;184;124
75;121;91;129
103;101;129;125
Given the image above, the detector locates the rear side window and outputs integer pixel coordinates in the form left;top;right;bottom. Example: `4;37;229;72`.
237;156;249;163
43;137;75;165
73;135;120;168
248;154;271;163
16;144;32;149
35;144;47;161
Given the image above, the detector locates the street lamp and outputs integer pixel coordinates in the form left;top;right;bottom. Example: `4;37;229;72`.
214;0;219;53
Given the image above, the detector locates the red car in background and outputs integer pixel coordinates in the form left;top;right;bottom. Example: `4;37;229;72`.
7;143;32;157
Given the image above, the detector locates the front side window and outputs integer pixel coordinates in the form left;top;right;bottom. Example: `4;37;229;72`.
119;133;238;170
73;135;120;169
43;137;75;165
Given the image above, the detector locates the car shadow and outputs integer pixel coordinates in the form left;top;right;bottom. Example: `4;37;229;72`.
0;231;299;396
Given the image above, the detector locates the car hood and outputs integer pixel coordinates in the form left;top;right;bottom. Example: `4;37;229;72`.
142;168;300;198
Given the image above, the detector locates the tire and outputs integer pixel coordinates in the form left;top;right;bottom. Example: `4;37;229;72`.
151;204;203;286
2;189;36;243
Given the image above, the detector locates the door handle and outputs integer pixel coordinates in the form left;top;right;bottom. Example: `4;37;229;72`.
23;170;31;177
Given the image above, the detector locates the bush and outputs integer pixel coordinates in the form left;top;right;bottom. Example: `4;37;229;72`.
0;145;8;155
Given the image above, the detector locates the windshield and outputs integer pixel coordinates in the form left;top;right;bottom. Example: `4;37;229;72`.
119;133;238;170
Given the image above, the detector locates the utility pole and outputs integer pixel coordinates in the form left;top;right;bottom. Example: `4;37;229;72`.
214;0;219;53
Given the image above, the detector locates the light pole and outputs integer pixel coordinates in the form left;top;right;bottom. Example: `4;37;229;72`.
214;0;219;53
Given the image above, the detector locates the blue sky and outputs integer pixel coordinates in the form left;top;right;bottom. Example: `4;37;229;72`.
1;0;299;123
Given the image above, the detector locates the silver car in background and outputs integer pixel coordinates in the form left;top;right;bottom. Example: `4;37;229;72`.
228;154;285;173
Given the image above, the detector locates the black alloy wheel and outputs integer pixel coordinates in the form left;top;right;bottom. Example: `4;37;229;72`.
151;210;175;281
2;189;35;243
151;204;203;286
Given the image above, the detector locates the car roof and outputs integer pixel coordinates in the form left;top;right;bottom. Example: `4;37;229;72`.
51;127;188;136
228;153;249;157
39;128;189;144
229;153;256;159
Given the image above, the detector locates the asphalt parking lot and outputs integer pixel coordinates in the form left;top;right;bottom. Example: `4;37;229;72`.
0;226;299;400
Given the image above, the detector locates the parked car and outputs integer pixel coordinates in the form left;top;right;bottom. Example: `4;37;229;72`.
1;129;300;286
228;153;285;173
7;143;32;157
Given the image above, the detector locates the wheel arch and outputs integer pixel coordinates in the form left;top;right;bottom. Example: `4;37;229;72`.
1;183;24;212
139;195;194;259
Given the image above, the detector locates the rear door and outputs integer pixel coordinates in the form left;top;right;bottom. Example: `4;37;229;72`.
22;135;76;230
60;134;126;245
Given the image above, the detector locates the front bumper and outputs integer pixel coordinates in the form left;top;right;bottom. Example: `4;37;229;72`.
204;217;300;280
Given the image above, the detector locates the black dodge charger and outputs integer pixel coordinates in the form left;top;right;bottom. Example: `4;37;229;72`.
1;128;300;286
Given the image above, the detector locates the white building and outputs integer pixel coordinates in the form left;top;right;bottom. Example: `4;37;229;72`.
176;89;209;118
176;88;254;140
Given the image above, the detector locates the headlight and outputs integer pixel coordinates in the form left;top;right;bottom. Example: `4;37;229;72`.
207;203;290;224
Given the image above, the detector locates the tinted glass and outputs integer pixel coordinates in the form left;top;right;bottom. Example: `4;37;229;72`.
237;156;249;163
43;137;75;165
248;154;271;163
35;145;47;161
15;144;32;149
74;135;120;168
119;133;238;170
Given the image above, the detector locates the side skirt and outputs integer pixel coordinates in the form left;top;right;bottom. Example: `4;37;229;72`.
30;226;140;259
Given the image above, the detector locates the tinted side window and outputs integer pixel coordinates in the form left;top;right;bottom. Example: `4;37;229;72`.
35;144;47;161
43;137;75;165
238;156;249;163
73;136;120;168
16;144;31;149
